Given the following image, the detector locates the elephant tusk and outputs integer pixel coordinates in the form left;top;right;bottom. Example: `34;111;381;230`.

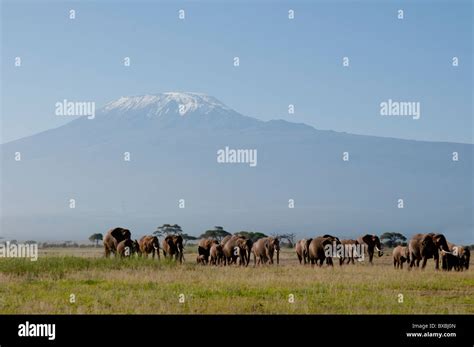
375;246;381;252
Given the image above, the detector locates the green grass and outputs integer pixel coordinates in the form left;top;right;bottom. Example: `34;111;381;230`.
0;248;472;314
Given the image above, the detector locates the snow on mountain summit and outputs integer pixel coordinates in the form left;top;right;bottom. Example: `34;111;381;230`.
103;92;233;117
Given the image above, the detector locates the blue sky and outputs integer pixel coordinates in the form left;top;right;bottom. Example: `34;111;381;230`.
1;0;472;143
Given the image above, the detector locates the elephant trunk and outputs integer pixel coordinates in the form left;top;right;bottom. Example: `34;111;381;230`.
276;249;280;265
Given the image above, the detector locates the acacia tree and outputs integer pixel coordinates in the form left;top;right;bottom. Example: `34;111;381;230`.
88;233;103;247
234;231;267;242
154;224;183;237
380;232;407;248
181;233;198;246
271;233;296;247
199;226;231;242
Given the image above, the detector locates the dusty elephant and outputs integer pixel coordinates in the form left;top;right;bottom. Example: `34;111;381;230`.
139;235;160;260
295;238;312;265
222;235;251;266
409;233;450;270
392;245;410;269
339;239;359;265
252;237;280;266
162;235;184;263
209;243;224;265
103;227;132;258
357;234;383;264
308;235;340;267
116;239;134;258
198;238;218;264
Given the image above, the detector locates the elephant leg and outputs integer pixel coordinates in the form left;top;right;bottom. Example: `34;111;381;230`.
394;259;397;268
434;255;439;270
421;257;428;269
400;262;403;269
416;259;420;267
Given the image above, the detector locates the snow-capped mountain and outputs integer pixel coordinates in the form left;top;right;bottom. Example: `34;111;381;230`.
1;93;472;243
103;92;233;117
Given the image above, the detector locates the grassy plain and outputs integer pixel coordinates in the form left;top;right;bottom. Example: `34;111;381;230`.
0;247;472;314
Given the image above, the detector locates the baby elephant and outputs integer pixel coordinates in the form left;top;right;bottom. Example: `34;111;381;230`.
393;245;410;269
117;239;134;258
196;254;207;265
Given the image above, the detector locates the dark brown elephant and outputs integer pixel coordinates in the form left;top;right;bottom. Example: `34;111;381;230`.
392;245;410;269
103;227;131;258
339;239;359;265
442;242;470;271
308;235;340;267
252;237;280;266
295;238;312;265
198;238;218;264
222;235;251;266
409;233;450;270
139;235;160;260
209;243;224;265
357;234;383;264
162;235;184;263
116;239;134;258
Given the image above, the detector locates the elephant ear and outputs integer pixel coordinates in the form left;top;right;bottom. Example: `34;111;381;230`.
362;234;372;244
422;234;434;246
123;229;131;240
111;228;124;241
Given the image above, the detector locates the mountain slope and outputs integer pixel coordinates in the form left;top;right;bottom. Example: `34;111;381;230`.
1;92;472;243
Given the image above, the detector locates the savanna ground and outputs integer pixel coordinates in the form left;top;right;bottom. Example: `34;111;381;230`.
0;246;472;314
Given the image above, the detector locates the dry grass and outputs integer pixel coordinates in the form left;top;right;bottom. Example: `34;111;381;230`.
0;247;472;314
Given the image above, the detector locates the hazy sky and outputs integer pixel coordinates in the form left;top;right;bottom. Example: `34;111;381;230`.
1;0;472;143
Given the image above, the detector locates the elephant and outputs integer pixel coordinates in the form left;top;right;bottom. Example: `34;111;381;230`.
308;235;340;267
209;243;224;265
116;238;134;258
252;237;280;266
222;235;251;266
295;238;312;265
162;235;184;263
103;227;131;258
392;245;410;269
196;254;207;265
459;247;471;270
357;234;383;264
198;238;218;264
409;233;451;270
442;243;470;271
139;235;160;260
132;240;141;256
339;239;359;265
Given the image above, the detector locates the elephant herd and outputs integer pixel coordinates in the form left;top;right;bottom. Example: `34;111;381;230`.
294;234;383;267
197;235;279;266
295;232;470;271
103;227;184;262
393;233;470;271
102;228;470;271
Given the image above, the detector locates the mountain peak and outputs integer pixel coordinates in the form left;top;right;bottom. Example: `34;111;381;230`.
103;92;232;117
